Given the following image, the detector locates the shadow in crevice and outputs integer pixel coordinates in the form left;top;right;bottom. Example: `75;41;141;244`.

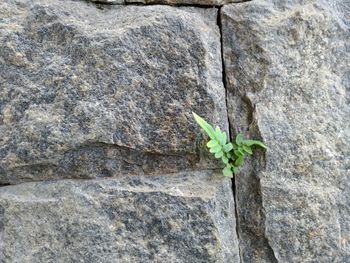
229;96;278;263
0;142;200;186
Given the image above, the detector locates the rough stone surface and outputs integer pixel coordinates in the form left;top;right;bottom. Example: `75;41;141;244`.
89;0;244;6
222;1;350;262
0;171;240;263
0;0;227;184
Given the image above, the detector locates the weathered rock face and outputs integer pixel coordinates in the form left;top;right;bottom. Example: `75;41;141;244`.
0;171;240;263
0;0;227;184
89;0;243;6
222;1;350;262
0;2;238;262
1;0;349;261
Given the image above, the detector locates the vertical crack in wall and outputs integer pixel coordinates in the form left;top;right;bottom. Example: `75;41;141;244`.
2;1;278;261
217;7;242;263
218;6;279;263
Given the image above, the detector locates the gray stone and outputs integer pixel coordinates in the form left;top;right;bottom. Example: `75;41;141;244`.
90;0;124;4
0;0;227;184
89;0;244;6
0;171;240;263
222;0;349;262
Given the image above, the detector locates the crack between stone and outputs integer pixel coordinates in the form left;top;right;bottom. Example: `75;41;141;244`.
257;175;279;263
243;98;278;262
91;1;223;8
217;7;243;263
89;0;253;8
0;168;222;187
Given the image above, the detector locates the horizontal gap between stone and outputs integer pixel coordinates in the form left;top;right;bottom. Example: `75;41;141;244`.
90;0;253;9
91;1;219;8
0;168;223;187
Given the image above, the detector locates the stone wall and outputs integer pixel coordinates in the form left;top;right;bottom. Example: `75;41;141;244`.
0;0;349;262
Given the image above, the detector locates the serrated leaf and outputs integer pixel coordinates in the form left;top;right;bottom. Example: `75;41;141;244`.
207;139;219;148
234;156;244;167
222;156;229;164
243;139;267;149
236;133;244;145
243;145;253;154
223;165;233;177
192;112;216;140
215;151;223;159
223;143;233;152
209;145;222;153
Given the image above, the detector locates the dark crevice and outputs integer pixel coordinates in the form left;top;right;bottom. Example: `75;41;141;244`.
242;98;278;262
218;5;277;263
217;7;243;263
217;9;231;141
257;177;279;263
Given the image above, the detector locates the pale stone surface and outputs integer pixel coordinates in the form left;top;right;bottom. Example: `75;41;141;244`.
89;0;244;6
0;0;227;184
0;171;240;263
222;0;350;262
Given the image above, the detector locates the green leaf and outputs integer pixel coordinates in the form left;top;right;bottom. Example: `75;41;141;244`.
232;166;240;174
238;147;245;156
223;143;233;152
215;127;221;137
192;112;216;140
207;139;219;148
234;149;243;157
222;156;229;164
209;145;222;153
236;133;244;145
215;151;223;159
213;127;227;145
220;131;227;145
214;127;222;142
242;145;252;154
243;139;267;149
226;153;232;159
223;165;233;177
235;156;244;167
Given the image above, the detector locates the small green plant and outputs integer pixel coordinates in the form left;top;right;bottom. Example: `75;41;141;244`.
192;112;266;177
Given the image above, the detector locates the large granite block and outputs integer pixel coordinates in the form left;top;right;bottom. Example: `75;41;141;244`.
89;0;244;6
0;0;227;184
222;0;349;262
0;171;240;262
